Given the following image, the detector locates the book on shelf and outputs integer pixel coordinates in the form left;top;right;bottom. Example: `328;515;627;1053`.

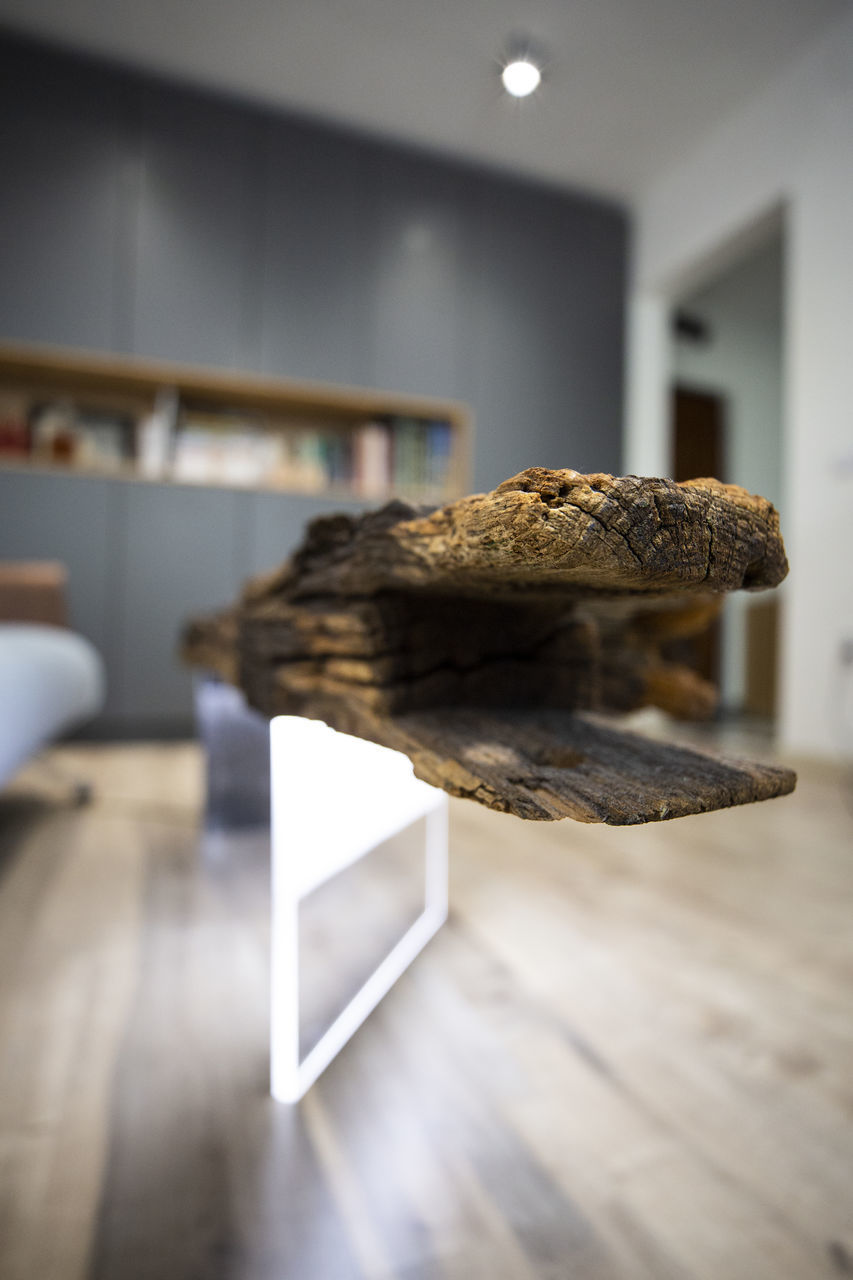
320;430;354;488
137;388;178;479
354;420;392;498
172;407;281;486
74;406;136;472
425;419;454;494
168;407;456;495
290;430;326;492
386;415;454;498
0;372;459;499
28;400;135;472
0;392;30;458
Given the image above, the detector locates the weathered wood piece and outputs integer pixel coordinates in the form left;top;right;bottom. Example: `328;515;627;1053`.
183;468;795;824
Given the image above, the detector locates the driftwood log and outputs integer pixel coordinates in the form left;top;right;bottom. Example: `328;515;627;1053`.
183;468;795;824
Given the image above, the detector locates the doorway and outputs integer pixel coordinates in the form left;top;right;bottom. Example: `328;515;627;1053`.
672;386;725;483
670;386;726;687
668;225;784;722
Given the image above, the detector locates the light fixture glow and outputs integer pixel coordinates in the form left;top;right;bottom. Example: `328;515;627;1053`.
502;57;541;98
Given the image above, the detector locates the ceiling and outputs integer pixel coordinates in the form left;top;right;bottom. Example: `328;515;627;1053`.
0;0;846;203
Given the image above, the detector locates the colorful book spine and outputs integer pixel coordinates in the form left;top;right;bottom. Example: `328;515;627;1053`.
426;420;453;494
391;417;421;492
354;420;392;498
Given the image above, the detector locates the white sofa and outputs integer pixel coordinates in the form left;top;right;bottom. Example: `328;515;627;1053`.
0;623;105;789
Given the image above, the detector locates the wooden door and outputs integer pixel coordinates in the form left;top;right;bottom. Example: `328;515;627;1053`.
673;387;725;483
670;387;726;687
745;597;779;717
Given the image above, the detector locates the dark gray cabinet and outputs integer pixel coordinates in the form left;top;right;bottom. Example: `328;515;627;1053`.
366;150;478;401
110;483;244;728
0;42;124;351
469;184;625;492
246;491;370;580
260;121;373;386
131;85;263;368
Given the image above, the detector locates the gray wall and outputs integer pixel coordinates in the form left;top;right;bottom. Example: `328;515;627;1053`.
0;32;627;736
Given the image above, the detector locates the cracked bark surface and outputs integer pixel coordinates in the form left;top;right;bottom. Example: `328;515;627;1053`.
183;468;795;824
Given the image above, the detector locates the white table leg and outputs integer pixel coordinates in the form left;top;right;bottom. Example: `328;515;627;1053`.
269;716;448;1103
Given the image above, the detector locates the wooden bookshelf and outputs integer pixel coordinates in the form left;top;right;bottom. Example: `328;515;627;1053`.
0;343;472;501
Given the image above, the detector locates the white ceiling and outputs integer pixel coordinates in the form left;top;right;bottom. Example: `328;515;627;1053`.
0;0;847;202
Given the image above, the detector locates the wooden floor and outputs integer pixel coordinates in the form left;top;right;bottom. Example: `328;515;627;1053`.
1;735;852;1279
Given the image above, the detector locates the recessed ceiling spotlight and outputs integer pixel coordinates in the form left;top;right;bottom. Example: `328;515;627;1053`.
501;57;542;98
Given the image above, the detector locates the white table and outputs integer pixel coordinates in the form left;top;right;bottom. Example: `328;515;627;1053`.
269;716;448;1102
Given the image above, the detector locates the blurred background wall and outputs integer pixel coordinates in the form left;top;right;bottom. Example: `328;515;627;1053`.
627;3;853;759
0;31;627;737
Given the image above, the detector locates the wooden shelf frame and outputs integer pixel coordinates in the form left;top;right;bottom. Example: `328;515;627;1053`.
0;342;473;499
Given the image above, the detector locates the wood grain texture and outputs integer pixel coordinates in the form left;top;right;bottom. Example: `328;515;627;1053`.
184;468;794;823
0;738;850;1280
274;467;788;598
